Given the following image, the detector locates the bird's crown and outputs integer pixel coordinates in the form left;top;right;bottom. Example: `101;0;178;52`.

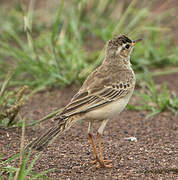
108;35;132;47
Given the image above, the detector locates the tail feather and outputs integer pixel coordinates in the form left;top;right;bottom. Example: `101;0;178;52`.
25;119;70;151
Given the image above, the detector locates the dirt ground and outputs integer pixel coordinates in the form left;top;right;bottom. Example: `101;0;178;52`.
0;74;178;180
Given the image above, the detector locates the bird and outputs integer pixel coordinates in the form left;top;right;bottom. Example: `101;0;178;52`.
26;34;142;168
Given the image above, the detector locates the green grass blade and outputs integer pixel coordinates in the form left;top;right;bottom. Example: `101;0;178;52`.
30;168;55;180
16;151;31;180
113;0;136;35
26;153;42;176
146;109;161;119
0;153;20;165
51;0;64;45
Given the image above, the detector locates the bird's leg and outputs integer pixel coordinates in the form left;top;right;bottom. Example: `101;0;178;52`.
88;122;100;164
88;133;100;163
97;132;104;162
97;119;112;168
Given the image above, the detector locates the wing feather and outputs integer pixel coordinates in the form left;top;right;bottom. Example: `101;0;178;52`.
55;83;132;120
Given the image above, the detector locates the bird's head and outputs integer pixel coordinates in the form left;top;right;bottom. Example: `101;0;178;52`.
106;34;142;60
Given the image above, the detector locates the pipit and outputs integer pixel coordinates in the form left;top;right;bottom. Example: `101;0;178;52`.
27;34;142;168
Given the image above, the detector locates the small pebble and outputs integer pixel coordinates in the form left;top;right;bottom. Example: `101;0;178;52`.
124;137;137;142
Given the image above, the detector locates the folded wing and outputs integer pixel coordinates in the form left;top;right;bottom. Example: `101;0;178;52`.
54;83;131;120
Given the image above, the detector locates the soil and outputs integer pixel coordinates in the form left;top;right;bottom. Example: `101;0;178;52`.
0;74;178;180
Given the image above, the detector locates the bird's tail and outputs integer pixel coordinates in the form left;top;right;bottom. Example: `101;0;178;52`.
25;117;74;151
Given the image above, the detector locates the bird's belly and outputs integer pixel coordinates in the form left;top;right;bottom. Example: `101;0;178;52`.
85;92;133;122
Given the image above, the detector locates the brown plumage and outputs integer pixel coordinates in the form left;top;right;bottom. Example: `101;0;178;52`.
26;34;142;168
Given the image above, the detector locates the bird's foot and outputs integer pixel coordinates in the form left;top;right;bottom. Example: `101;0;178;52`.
90;159;112;168
90;159;98;164
97;159;112;168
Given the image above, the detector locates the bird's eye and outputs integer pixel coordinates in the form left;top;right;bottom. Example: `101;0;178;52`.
125;44;130;49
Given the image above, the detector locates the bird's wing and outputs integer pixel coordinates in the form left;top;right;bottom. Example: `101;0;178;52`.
55;82;132;120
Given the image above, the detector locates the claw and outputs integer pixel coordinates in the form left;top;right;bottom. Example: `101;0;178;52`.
96;160;112;168
90;159;98;164
96;164;112;168
103;160;112;164
90;159;112;168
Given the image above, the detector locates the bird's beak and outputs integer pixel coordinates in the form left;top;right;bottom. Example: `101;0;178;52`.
132;38;142;46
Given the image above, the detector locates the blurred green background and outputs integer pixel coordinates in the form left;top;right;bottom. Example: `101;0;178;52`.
0;0;178;123
0;0;178;87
